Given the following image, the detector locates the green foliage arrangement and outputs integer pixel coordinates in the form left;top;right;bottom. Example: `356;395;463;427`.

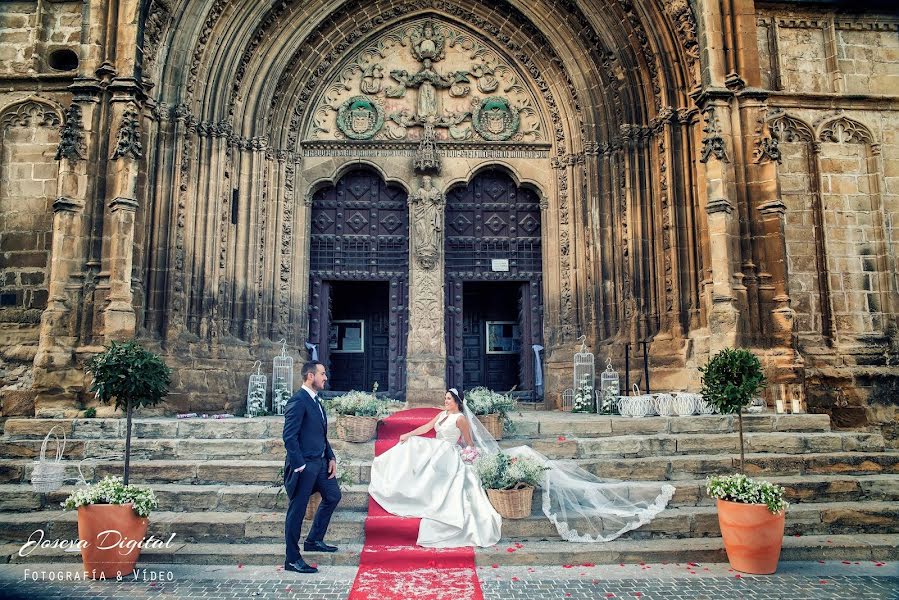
700;348;766;472
706;473;788;515
475;452;549;490
62;476;158;518
86;341;171;485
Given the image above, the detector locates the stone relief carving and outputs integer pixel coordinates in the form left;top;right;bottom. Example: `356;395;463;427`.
409;175;444;269
306;18;544;145
55;104;86;162
111;107;143;160
1;99;61;129
335;96;384;140
407;266;443;355
818;117;874;145
768;111;814;143
699;108;729;164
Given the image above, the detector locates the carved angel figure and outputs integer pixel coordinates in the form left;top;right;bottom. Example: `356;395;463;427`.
360;64;384;95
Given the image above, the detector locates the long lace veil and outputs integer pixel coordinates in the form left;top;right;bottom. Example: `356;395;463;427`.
459;390;675;543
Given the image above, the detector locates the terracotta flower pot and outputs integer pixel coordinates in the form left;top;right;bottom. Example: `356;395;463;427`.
77;503;149;579
717;498;785;574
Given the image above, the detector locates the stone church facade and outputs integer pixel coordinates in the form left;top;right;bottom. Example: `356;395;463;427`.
0;1;896;426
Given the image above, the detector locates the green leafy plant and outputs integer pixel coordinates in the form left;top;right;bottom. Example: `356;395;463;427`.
86;341;171;485
62;476;158;518
465;387;516;419
707;474;788;515
475;452;549;490
82;407;97;418
700;348;766;472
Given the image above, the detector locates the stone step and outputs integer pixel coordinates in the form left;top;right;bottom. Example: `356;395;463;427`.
3;533;896;566
4;473;898;514
3;451;898;487
0;412;832;441
0;430;882;461
2;502;897;545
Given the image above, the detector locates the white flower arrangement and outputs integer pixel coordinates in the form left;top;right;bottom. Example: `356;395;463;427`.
475;452;549;490
247;384;266;417
460;446;480;465
62;476;158;518
465;387;516;418
572;376;595;413
272;375;292;413
327;383;398;418
706;473;788;514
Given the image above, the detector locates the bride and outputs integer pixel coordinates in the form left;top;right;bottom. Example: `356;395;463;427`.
369;388;675;548
368;389;502;547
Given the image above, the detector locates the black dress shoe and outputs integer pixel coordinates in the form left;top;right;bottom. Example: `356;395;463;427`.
284;560;318;574
304;540;338;552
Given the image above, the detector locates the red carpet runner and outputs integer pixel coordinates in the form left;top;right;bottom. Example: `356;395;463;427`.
346;408;485;600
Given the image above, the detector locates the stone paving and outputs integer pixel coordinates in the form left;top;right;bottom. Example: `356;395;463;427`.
0;561;895;599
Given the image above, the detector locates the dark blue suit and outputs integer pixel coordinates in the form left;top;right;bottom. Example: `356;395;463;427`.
282;387;341;564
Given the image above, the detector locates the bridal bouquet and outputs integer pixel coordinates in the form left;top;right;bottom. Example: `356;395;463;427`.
460;446;480;465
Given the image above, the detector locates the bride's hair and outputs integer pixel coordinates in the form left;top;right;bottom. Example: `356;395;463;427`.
446;388;463;411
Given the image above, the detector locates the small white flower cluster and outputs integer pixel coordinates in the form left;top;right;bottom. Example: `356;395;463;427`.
272;376;292;413
465;387;516;417
327;387;398;418
247;385;266;417
475;452;548;490
61;476;158;518
572;377;595;413
706;473;788;514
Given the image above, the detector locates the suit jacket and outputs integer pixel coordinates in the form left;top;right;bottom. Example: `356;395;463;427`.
282;387;335;477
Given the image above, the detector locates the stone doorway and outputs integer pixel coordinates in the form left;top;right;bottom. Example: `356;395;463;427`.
308;169;409;396
444;168;544;399
326;281;390;393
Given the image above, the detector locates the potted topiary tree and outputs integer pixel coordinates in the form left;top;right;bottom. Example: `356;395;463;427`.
701;347;788;575
62;340;171;578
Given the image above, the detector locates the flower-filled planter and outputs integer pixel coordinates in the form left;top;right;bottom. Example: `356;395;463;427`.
476;452;548;519
707;474;787;574
63;476;158;578
465;387;516;440
327;384;396;443
701;348;782;574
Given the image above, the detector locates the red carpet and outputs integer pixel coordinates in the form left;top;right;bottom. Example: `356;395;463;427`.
346;408;485;600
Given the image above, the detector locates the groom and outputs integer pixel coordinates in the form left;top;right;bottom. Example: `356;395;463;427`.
282;360;341;574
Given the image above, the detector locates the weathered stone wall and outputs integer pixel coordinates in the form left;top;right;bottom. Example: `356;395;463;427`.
0;2;81;75
757;5;899;429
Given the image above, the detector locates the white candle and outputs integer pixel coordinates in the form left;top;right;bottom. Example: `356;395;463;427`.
791;397;802;414
776;398;785;414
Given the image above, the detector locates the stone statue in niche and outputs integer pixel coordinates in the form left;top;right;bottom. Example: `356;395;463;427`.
409;175;444;269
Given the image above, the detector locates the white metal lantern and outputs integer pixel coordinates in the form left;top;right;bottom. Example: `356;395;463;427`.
573;336;595;412
561;388;574;412
246;361;267;418
599;358;620;415
272;339;294;416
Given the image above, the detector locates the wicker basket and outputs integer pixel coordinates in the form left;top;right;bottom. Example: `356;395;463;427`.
486;484;534;519
337;414;378;443
31;426;66;493
305;492;321;521
476;412;503;440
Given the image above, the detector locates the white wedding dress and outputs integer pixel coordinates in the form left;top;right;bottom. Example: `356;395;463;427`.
368;410;502;548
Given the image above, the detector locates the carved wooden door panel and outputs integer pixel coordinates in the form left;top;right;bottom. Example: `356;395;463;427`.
308;169;408;395
444;169;543;395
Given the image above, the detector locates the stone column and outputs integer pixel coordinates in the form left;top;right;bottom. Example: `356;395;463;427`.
404;175;446;406
98;99;142;342
33;96;95;417
698;99;742;353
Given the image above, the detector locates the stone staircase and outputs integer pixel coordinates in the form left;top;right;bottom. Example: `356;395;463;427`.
0;411;897;566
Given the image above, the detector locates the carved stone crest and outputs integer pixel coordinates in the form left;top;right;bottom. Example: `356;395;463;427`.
336;96;384;140
472;97;519;141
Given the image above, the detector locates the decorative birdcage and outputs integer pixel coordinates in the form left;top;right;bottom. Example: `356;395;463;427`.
572;336;595;413
560;388;574;412
272;339;294;416
599;358;620;415
245;361;267;418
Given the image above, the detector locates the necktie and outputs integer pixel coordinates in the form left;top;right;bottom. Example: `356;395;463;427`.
313;396;325;421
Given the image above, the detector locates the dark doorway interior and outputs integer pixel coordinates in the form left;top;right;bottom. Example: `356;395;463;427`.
462;281;522;393
326;281;389;392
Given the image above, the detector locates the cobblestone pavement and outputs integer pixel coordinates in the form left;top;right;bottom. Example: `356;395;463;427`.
0;561;895;599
